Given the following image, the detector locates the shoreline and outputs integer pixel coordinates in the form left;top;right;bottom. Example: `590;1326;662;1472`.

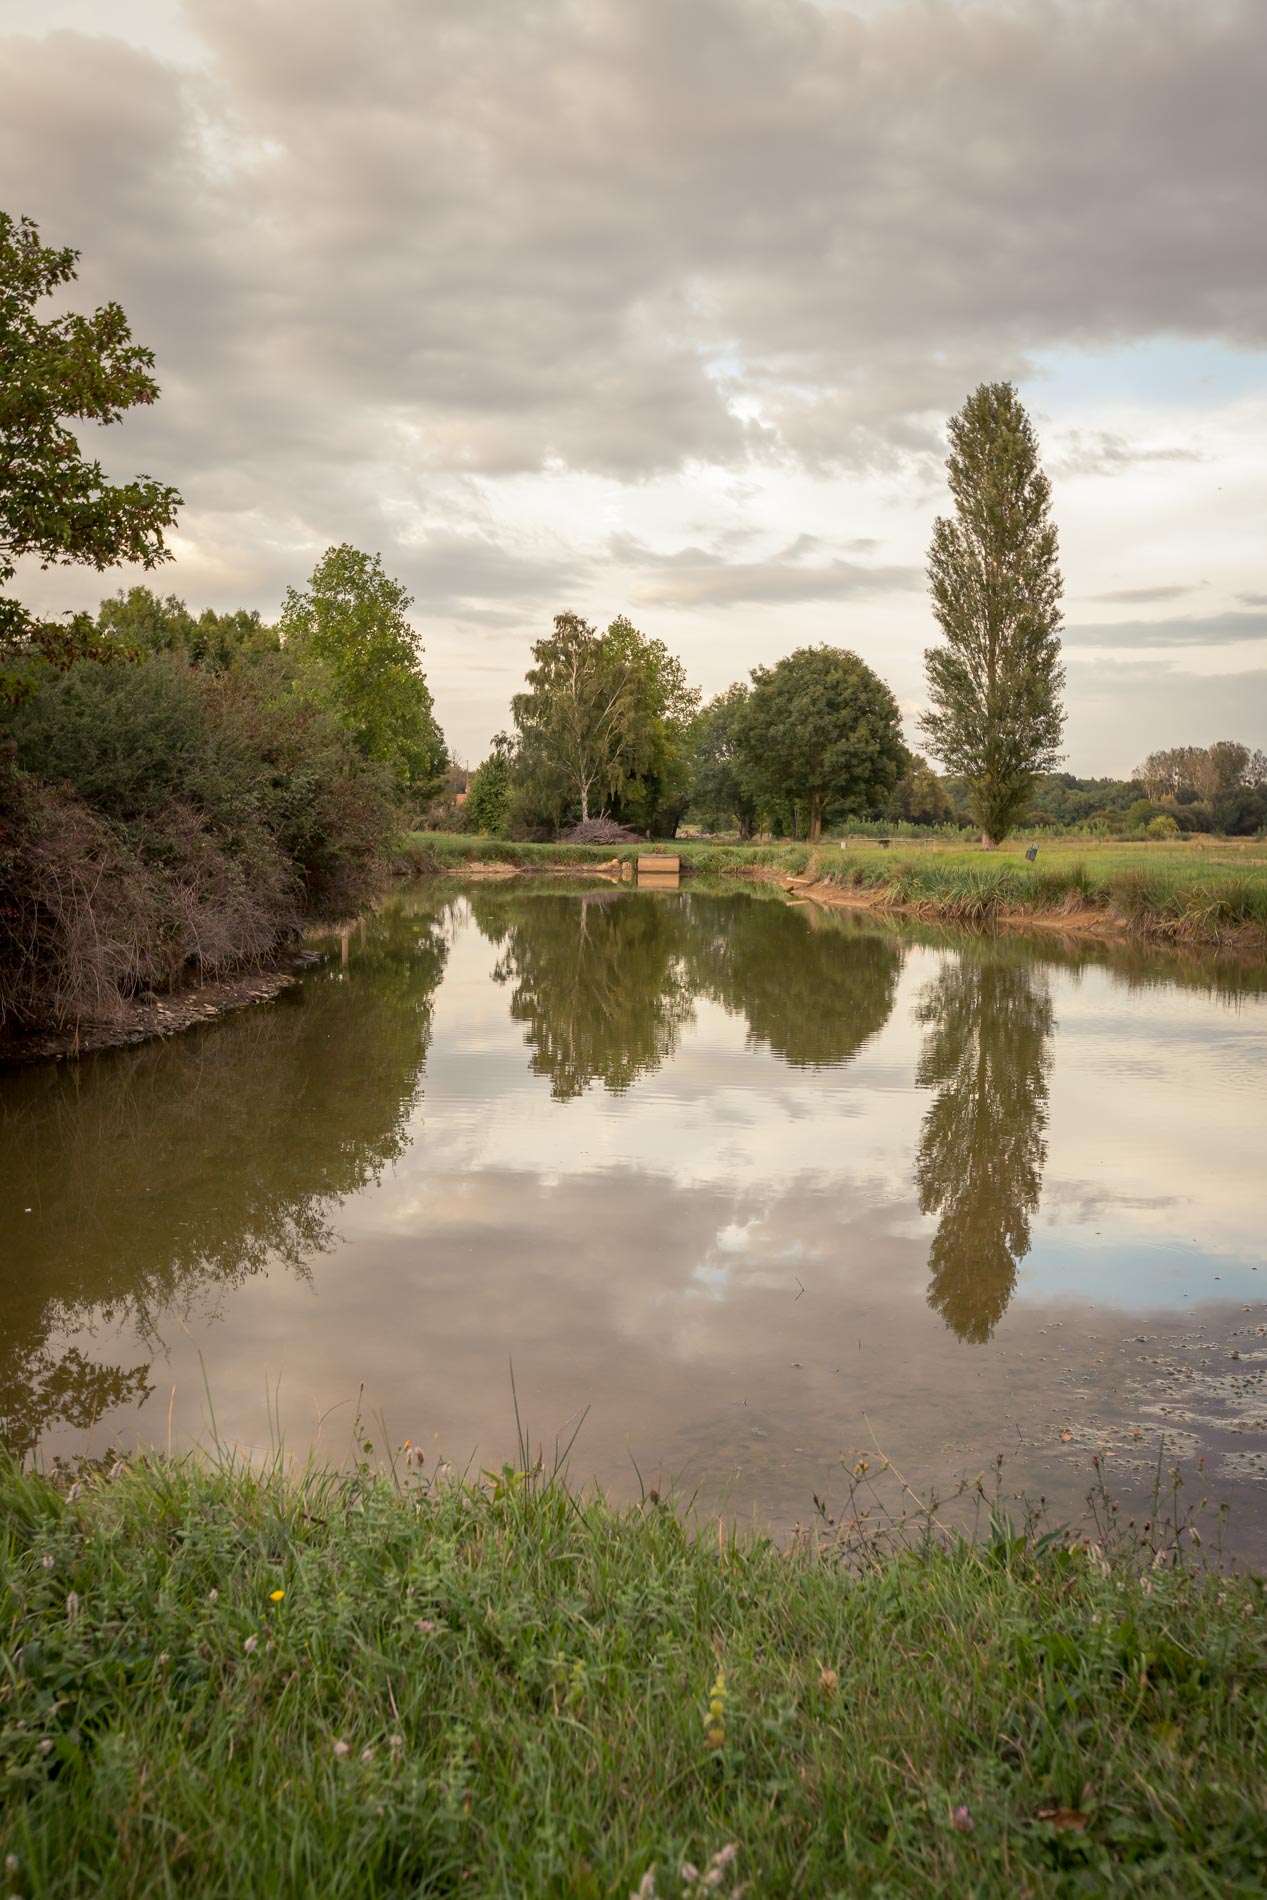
779;874;1267;951
0;958;313;1067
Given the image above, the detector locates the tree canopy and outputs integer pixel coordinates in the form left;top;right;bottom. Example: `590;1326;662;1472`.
511;612;698;833
689;683;760;837
279;545;445;795
94;586;279;671
0;213;181;701
920;382;1065;847
737;645;905;843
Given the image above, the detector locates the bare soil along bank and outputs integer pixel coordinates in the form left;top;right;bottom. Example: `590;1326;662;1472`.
0;958;315;1065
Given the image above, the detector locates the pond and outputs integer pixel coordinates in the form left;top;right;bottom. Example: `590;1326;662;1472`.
3;881;1266;1556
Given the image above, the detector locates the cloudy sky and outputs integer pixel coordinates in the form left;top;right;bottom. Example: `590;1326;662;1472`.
2;0;1264;772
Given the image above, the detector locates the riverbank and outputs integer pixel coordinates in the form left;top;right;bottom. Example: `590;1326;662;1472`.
2;1453;1264;1898
0;959;317;1065
406;833;1267;949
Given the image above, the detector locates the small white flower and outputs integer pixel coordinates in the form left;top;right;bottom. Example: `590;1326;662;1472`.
4;1855;18;1875
333;1738;351;1758
39;1738;53;1754
360;1746;376;1764
208;1588;219;1603
389;1734;404;1749
157;1653;169;1668
40;1555;54;1570
243;1635;258;1654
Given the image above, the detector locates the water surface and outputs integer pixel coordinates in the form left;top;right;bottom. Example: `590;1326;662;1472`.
3;883;1265;1551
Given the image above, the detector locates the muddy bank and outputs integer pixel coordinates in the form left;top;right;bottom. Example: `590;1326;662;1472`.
0;956;320;1066
783;875;1267;953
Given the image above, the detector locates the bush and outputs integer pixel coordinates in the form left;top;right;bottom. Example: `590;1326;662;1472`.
0;655;397;1029
1148;813;1181;839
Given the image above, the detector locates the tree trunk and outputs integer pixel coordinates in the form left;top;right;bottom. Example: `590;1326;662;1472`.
981;831;997;850
580;783;590;823
808;796;823;844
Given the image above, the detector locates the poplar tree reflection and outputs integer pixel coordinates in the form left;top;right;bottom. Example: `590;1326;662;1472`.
0;900;448;1455
914;949;1054;1342
472;890;694;1099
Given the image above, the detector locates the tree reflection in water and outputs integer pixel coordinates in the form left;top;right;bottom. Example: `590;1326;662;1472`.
469;888;903;1097
473;890;694;1100
0;903;449;1456
914;947;1054;1342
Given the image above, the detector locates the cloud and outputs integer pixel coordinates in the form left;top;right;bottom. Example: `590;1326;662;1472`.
4;0;1267;493
1062;610;1267;648
1239;592;1267;607
612;532;918;607
1083;585;1194;605
1051;430;1206;479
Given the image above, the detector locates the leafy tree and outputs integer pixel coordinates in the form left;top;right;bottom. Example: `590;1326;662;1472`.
279;545;445;795
888;753;952;827
914;948;1053;1342
512;612;697;832
920;382;1065;847
737;645;904;844
95;585;278;671
1148;813;1180;839
467;734;515;836
689;683;760;836
0;213;181;701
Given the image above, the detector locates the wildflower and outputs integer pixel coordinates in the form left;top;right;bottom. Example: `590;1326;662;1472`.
208;1588;219;1603
4;1856;17;1876
416;1619;435;1634
157;1652;169;1668
361;1746;375;1764
952;1805;973;1833
269;1589;285;1602
333;1738;351;1758
244;1635;258;1654
40;1554;54;1570
630;1872;658;1900
38;1738;53;1755
389;1734;404;1750
704;1666;727;1749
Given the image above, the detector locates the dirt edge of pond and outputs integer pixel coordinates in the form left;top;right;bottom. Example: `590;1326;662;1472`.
0;959;317;1066
779;876;1267;952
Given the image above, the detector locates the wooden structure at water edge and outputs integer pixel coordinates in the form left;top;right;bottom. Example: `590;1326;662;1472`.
637;855;680;876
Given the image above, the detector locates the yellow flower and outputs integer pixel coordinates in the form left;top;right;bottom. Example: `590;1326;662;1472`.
269;1589;285;1602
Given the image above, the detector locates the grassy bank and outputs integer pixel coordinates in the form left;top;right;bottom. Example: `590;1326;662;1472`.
403;834;1267;945
401;832;816;876
820;839;1267;941
3;1454;1265;1897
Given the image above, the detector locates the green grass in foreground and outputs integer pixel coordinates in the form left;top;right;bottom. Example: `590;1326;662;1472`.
3;1454;1266;1897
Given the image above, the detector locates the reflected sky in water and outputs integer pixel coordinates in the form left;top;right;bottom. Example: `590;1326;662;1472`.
2;883;1265;1540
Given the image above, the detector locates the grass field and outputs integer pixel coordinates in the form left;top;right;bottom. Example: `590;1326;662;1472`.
3;1452;1266;1898
402;833;1267;943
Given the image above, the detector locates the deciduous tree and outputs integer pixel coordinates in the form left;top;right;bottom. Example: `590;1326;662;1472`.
920;383;1065;847
279;545;444;795
738;645;904;844
0;213;181;701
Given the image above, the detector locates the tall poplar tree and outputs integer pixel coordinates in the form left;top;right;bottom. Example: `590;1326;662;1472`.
920;382;1065;847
